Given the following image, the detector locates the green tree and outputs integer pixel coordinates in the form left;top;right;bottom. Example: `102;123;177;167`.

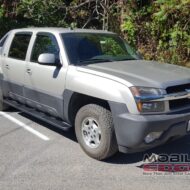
0;0;189;66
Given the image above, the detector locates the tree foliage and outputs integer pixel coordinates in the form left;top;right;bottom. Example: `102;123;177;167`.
121;0;190;66
0;0;189;66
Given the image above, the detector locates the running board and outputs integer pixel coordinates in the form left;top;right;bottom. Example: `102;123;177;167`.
3;99;72;131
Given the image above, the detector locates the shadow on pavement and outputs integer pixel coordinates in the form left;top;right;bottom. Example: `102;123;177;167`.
15;111;190;166
105;135;190;165
18;112;77;143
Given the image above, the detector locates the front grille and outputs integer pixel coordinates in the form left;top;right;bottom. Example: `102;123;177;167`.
166;83;190;110
166;83;190;94
169;98;190;110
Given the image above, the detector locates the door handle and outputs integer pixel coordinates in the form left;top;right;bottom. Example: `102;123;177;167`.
26;68;32;74
5;64;9;69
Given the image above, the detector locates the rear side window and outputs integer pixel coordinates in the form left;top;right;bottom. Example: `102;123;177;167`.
31;33;60;63
9;33;32;60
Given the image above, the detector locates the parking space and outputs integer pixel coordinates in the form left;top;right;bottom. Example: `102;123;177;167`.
0;109;190;190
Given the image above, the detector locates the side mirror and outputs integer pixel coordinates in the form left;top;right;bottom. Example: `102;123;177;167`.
38;53;60;66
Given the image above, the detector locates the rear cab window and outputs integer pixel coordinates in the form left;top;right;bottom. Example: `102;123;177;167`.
8;33;32;60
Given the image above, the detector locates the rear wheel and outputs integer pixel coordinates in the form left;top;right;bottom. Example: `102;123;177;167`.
75;104;118;160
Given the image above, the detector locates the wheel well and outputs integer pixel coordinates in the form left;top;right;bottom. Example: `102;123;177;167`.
68;93;110;126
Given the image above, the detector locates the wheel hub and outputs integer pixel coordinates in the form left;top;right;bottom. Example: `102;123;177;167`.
81;117;101;148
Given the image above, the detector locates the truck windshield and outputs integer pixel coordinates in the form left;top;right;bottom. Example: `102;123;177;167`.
61;33;140;65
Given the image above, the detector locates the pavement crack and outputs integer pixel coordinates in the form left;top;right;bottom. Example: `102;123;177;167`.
0;127;21;139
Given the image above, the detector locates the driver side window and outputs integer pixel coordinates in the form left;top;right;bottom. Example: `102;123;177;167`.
31;33;60;63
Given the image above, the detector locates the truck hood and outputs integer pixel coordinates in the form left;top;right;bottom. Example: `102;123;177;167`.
82;60;190;89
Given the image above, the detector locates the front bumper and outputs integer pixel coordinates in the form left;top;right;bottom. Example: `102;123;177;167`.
109;102;190;153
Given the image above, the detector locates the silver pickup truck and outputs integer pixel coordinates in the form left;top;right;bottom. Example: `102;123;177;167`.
0;28;190;160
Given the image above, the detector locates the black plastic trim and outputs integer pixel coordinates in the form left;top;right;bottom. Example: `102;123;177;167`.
108;101;190;153
4;98;71;130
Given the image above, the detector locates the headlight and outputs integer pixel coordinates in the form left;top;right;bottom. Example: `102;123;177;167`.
130;86;166;113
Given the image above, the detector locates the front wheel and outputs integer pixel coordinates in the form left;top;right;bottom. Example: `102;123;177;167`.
75;104;118;160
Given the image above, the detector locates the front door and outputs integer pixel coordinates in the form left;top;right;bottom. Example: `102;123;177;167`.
24;32;67;119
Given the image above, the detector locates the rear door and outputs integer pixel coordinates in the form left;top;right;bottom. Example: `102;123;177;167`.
24;32;67;119
0;33;9;98
2;32;32;102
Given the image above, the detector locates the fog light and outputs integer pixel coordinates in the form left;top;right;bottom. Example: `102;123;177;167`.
144;132;163;143
187;120;190;132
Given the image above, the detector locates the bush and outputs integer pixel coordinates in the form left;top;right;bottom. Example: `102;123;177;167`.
120;0;190;66
0;0;189;67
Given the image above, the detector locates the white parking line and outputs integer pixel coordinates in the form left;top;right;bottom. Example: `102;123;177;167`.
0;112;50;141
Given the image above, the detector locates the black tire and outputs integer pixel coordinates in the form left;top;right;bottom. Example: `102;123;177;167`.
75;104;118;160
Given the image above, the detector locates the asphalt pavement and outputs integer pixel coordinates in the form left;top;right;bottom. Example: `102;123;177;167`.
0;108;190;190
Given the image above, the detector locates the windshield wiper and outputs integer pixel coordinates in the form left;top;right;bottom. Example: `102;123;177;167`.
79;58;114;64
117;58;137;61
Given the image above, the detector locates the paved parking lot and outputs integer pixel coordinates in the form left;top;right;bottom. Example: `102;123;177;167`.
0;108;190;190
